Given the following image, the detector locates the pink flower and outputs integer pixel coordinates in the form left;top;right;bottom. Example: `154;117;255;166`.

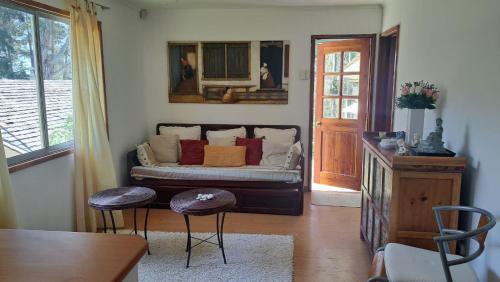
401;86;410;96
432;92;440;100
425;88;433;97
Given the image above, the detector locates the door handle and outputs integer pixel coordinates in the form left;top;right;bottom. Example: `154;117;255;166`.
315;121;322;127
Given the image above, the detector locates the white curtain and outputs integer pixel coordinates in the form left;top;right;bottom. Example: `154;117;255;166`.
0;131;17;229
69;0;122;232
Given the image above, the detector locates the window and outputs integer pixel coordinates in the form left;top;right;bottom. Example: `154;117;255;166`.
202;42;250;79
322;50;361;120
0;2;73;166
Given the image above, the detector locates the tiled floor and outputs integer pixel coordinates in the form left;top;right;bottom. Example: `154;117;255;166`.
123;192;371;281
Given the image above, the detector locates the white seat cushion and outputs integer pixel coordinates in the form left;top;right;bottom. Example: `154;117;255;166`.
384;243;478;282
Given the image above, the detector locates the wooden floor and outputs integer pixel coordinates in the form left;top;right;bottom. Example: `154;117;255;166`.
123;192;371;281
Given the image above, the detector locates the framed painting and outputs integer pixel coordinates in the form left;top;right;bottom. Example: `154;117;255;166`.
168;40;290;104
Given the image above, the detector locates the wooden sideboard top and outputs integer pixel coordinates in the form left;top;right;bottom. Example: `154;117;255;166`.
0;229;147;282
363;132;466;171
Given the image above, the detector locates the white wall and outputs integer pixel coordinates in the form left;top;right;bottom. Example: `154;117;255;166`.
140;6;382;181
382;0;500;280
9;0;146;231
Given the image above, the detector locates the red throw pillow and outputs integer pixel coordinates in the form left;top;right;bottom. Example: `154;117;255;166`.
236;137;263;165
180;140;208;165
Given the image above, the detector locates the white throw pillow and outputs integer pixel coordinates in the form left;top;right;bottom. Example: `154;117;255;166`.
149;135;179;163
206;127;246;145
159;126;201;158
208;136;237;146
284;141;302;170
254;127;297;144
260;139;291;167
159;125;201;140
136;142;157;167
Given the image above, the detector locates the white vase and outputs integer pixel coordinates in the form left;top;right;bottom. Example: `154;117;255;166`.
405;108;425;143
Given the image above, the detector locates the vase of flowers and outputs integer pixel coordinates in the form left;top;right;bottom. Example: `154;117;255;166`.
396;81;439;142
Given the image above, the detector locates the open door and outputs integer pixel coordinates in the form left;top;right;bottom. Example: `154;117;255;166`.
313;39;370;189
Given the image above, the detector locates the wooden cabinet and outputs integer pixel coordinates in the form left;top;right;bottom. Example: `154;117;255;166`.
360;133;466;254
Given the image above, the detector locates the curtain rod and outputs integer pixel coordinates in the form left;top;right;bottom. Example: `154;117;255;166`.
94;2;110;10
83;0;110;10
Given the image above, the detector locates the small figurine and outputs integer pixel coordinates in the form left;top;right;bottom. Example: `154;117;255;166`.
396;139;409;155
411;133;420;147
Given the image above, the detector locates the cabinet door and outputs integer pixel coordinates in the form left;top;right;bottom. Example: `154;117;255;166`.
382;169;392;220
361;189;368;238
381;222;389;246
372;212;382;253
373;161;384;208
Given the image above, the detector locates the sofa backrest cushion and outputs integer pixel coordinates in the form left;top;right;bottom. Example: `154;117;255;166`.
156;124;301;143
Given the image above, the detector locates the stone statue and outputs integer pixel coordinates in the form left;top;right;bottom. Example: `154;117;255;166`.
419;118;446;153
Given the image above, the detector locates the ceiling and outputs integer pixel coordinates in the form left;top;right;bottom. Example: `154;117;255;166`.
126;0;383;9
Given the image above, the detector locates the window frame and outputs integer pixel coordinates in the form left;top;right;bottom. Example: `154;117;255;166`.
0;0;73;171
202;41;251;81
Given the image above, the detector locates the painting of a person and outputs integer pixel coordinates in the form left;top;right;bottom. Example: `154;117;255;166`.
181;58;194;80
260;62;275;88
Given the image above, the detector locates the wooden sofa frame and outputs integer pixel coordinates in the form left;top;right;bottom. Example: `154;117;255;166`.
127;123;304;215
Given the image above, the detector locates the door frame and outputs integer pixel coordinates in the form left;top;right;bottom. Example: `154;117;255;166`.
373;25;400;132
307;34;377;191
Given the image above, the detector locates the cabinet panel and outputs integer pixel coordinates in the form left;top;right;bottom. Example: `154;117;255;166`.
398;175;455;232
372;212;382;253
382;170;392;220
362;148;370;190
367;199;374;247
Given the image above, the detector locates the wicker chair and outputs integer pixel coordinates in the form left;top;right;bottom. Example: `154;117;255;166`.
367;205;496;282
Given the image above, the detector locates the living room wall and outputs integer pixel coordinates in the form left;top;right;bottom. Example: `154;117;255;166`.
139;5;382;181
383;0;500;280
8;0;146;230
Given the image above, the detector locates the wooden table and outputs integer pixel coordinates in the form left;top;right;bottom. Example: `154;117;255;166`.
0;229;147;282
170;188;236;268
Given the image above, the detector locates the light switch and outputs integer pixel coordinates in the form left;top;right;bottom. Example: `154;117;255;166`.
299;70;309;80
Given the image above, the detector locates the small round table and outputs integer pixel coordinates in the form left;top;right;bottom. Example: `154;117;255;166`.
89;186;156;254
170;188;236;268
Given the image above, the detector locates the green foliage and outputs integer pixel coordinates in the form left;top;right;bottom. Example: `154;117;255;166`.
0;6;34;79
396;80;439;110
0;6;71;80
396;93;437;109
48;115;73;146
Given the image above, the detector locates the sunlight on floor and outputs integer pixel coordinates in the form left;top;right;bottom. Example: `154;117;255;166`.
311;183;359;193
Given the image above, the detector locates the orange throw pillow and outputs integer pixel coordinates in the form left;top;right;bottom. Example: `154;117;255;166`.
203;146;246;167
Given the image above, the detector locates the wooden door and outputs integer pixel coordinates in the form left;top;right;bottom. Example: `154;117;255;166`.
314;39;370;189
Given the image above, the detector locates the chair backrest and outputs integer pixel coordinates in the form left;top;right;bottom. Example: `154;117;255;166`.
432;205;496;282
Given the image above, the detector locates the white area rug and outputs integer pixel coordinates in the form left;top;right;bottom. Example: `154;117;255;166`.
136;231;293;282
311;190;361;207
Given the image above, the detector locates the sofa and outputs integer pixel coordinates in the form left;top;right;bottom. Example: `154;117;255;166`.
127;123;304;215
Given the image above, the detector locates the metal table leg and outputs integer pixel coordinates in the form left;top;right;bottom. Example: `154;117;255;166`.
101;210;107;233
220;212;227;264
184;215;192;268
216;213;221;247
144;206;151;255
109;210;116;234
